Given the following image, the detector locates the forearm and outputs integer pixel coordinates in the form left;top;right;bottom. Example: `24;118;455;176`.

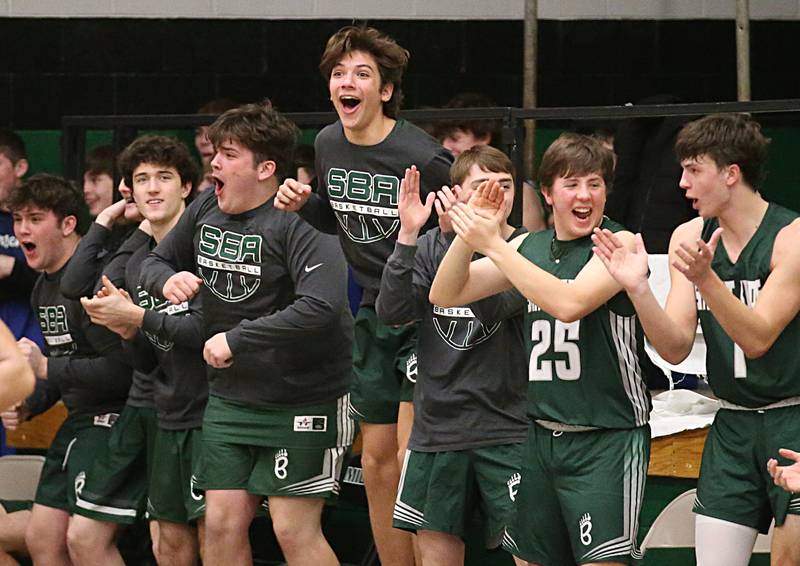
696;273;774;358
376;243;422;325
429;237;481;306
0;258;38;298
226;295;344;353
139;256;177;300
48;351;132;398
98;228;151;293
60;223;111;299
485;241;588;322
628;285;696;364
24;379;61;416
297;193;338;234
141;305;204;349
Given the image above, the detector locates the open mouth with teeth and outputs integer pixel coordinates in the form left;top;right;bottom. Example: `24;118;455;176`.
339;96;361;113
573;207;592;221
213;176;224;196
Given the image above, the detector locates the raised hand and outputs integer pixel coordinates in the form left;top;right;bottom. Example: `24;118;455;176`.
673;227;723;286
81;276;142;338
397;166;435;243
163;271;203;305
274;178;312;212
448;199;505;254
95;198;128;229
468;179;504;213
592;228;650;295
434;185;461;234
767;448;800;493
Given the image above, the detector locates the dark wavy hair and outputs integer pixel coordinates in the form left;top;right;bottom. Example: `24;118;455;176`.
206;103;298;180
319;26;409;119
118;135;200;192
7;174;90;235
675;113;769;190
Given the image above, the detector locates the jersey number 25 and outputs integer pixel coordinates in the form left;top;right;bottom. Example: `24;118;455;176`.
529;320;581;381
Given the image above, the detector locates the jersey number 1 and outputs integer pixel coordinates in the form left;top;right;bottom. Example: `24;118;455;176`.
529;320;581;381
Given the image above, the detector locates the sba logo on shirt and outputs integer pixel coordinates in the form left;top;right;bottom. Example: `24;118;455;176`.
327;168;401;244
38;305;76;355
197;225;263;303
431;305;501;351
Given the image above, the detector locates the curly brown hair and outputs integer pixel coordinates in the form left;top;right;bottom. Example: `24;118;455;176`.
118;135;200;192
7;174;90;234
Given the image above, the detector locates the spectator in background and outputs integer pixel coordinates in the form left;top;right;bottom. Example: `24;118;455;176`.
604;95;697;254
83;145;117;218
0;129;43;349
194;99;238;193
434;92;499;157
435;93;548;234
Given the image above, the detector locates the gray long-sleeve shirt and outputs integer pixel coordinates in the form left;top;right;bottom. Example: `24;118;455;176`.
127;241;207;429
61;224;155;408
27;261;132;416
299;120;453;307
140;189;353;408
376;227;529;451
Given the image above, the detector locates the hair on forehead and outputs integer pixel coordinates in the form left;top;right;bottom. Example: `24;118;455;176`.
319;26;409;119
450;145;514;187
7;174;90;234
675;113;769;189
206;103;298;181
538;133;614;192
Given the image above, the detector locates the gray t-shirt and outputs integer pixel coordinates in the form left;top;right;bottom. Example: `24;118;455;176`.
300;119;453;306
376;227;529;451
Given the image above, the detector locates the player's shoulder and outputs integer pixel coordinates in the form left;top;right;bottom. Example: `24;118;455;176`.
393;120;448;154
315;121;345;146
669;216;704;247
772;216;800;266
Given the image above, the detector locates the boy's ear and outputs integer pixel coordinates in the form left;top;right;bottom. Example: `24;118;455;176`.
380;82;394;103
725;163;742;187
256;160;277;182
61;214;77;237
14;158;29;179
540;186;553;206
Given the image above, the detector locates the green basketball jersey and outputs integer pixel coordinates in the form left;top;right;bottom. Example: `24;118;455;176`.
518;218;650;429
699;203;800;407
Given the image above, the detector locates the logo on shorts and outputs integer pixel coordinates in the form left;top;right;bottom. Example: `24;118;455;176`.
406;353;418;384
579;513;593;546
274;449;289;479
507;472;521;502
74;471;86;498
293;416;327;432
190;474;204;502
